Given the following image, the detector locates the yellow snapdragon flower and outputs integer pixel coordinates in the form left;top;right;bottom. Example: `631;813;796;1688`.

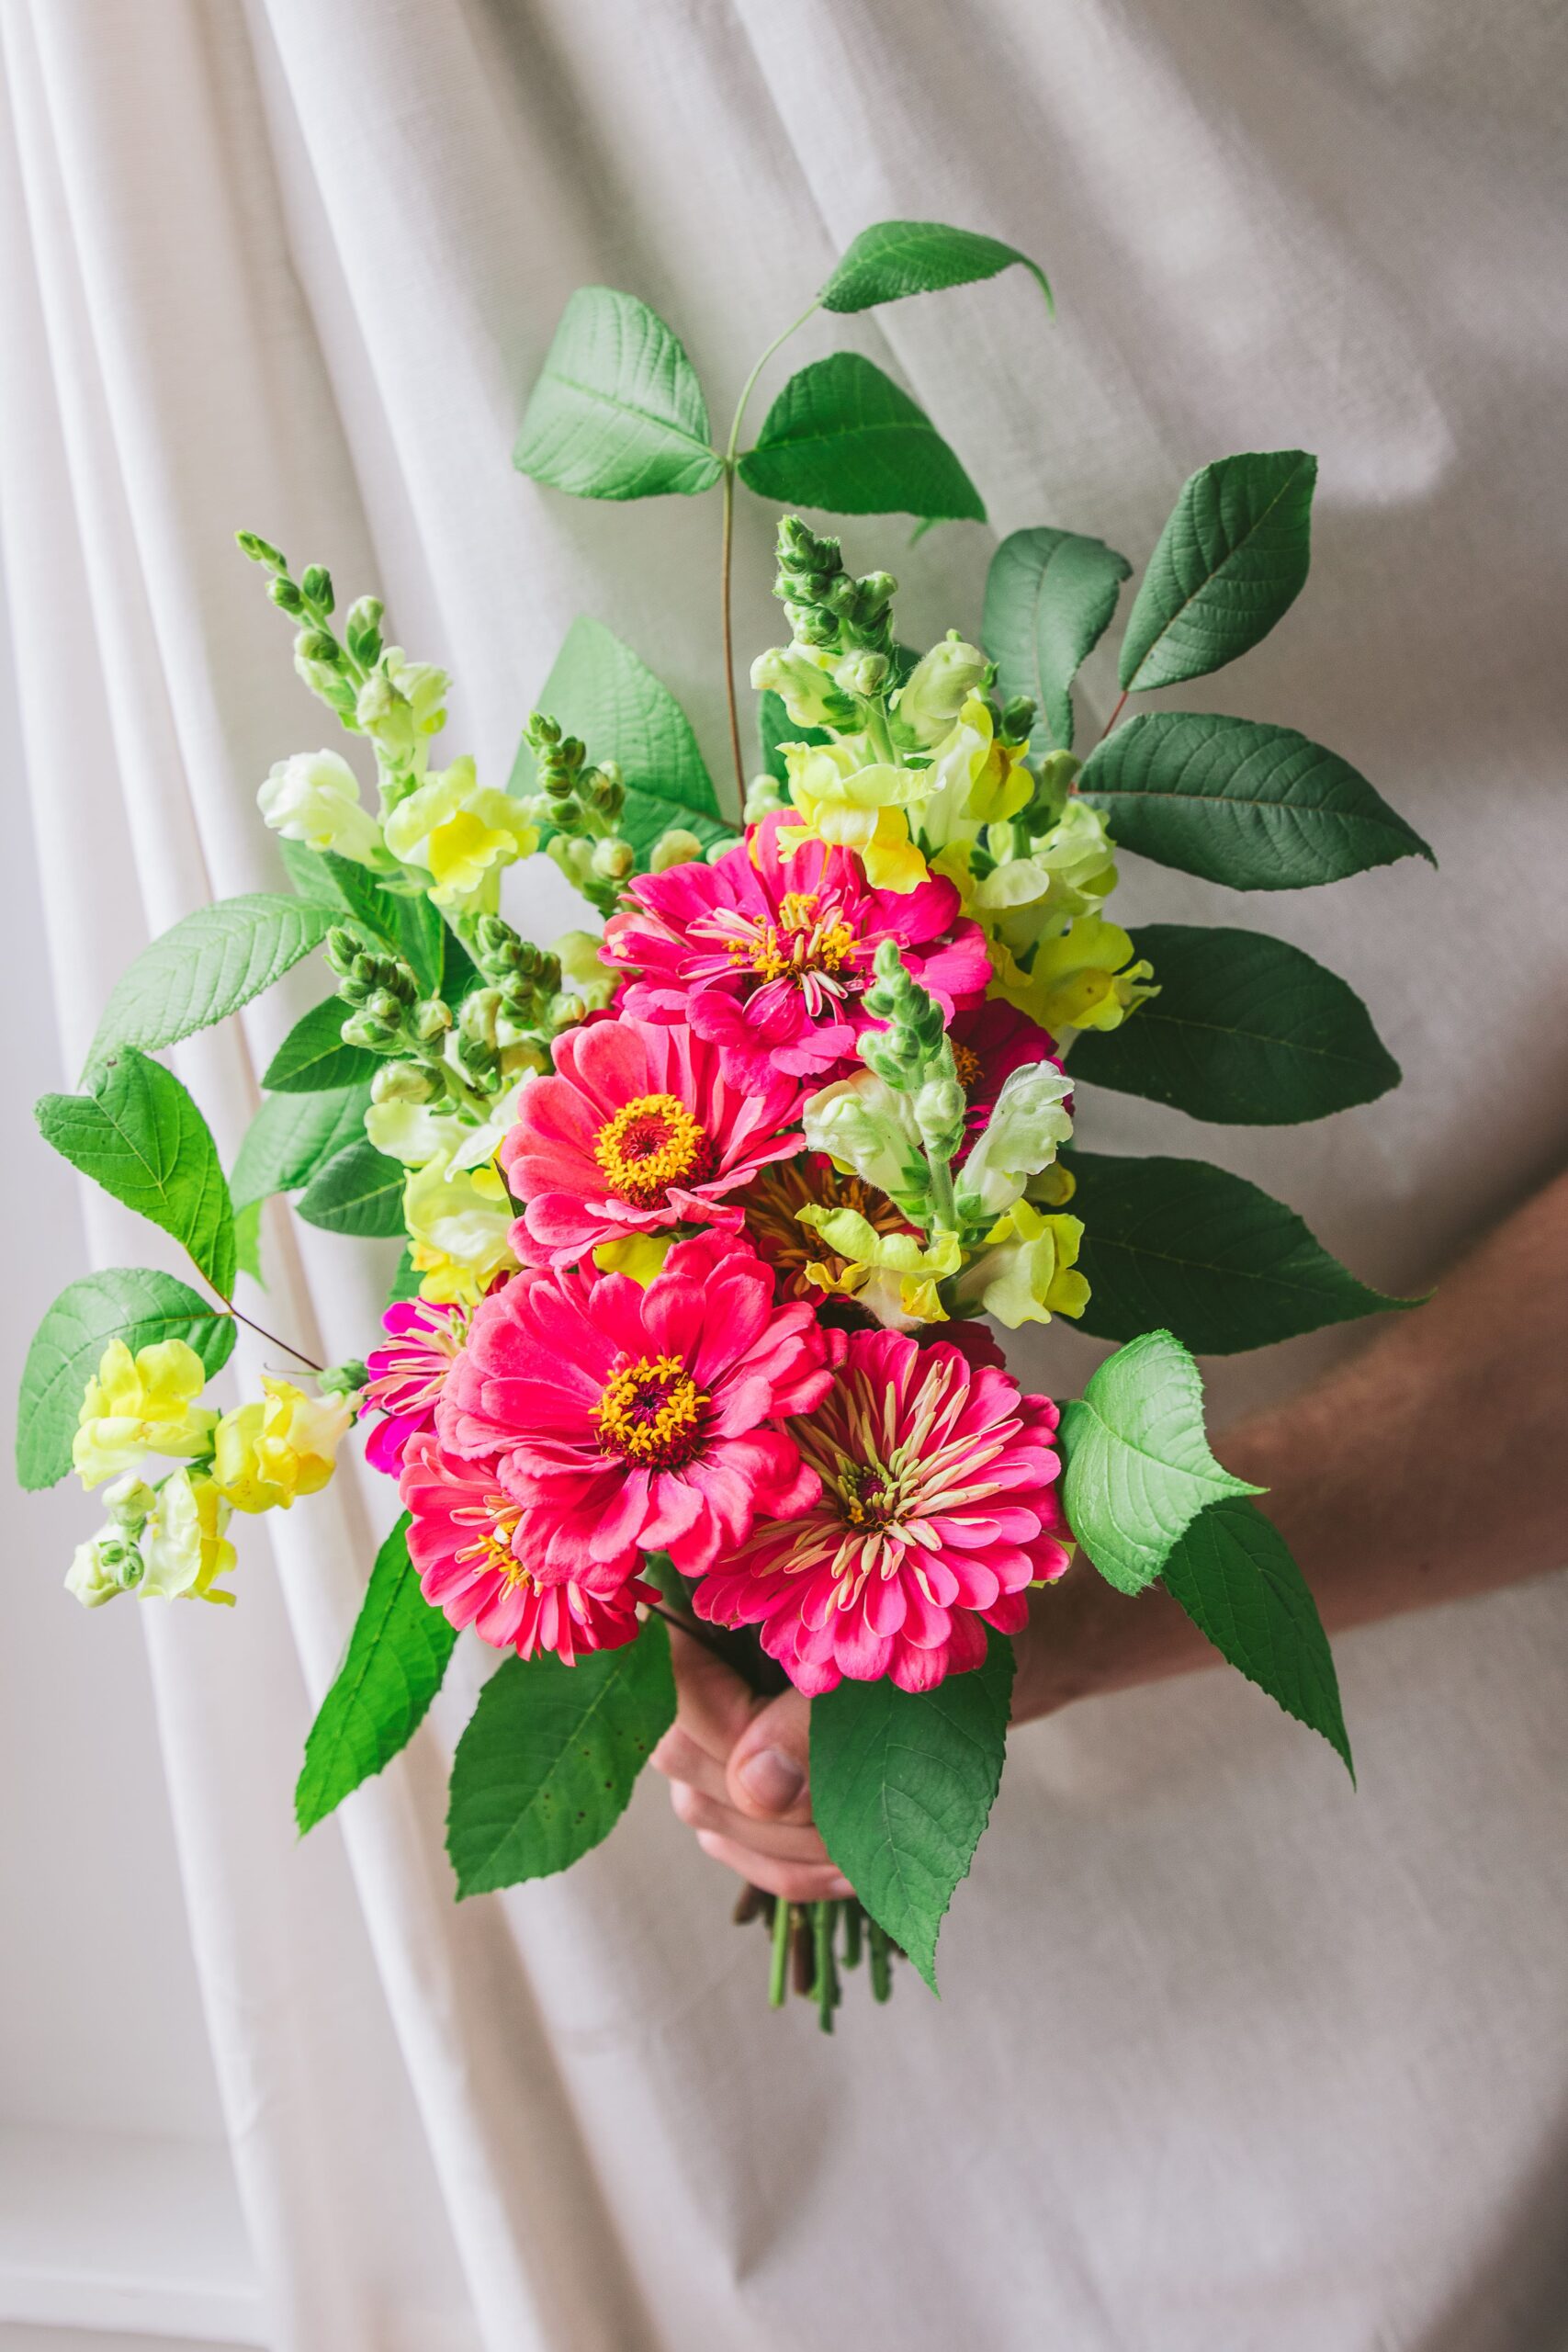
367;1080;524;1308
384;756;538;912
989;914;1158;1037
777;741;929;894
213;1378;351;1514
957;1202;1090;1329
66;1468;237;1609
918;696;1035;850
73;1338;219;1489
795;1206;963;1329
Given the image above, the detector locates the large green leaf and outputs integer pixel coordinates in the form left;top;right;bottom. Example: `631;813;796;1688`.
1118;449;1316;693
739;354;986;522
446;1620;676;1895
511;615;729;858
983;526;1131;752
296;1515;457;1832
17;1268;236;1490
1161;1497;1352;1777
1079;712;1434;888
84;896;337;1080
1067;1149;1414;1355
513;287;721;501
810;1633;1014;1996
1066;924;1400;1125
279;842;444;993
820;220;1053;315
37;1051;236;1297
1059;1329;1259;1595
262;998;378;1094
230;1083;372;1211
295;1139;406;1238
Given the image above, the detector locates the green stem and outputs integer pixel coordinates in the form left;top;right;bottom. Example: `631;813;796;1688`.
840;1900;863;1970
717;299;823;815
867;1917;893;2004
769;1889;792;2008
814;1901;839;2033
864;699;900;768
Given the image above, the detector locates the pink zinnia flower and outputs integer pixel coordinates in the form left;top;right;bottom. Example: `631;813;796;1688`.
601;812;990;1088
694;1327;1070;1696
949;999;1064;1150
500;1013;809;1268
360;1295;476;1475
436;1231;841;1581
400;1435;653;1661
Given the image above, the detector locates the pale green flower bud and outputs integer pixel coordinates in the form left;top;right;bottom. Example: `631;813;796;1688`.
345;597;384;669
953;1063;1075;1224
894;632;991;750
750;646;860;730
371;1059;439;1106
258;750;382;867
319;1360;369;1397
235;529;287;572
299;564;333;614
743;772;787;822
649;828;705;873
355;668;416;764
458;989;502;1051
802;1072;930;1217
913;1075;966;1166
590;837;635;882
834;650;888;697
66;1530;136;1607
104;1473;156;1532
412;998;452;1046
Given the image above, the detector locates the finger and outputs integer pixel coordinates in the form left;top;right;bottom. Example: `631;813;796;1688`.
667;1781;832;1864
666;1627;761;1766
649;1727;730;1804
725;1684;816;1825
694;1829;853;1904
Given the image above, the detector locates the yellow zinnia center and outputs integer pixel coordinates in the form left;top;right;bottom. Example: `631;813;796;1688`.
454;1494;533;1589
595;1354;709;1468
739;891;860;984
593;1092;711;1205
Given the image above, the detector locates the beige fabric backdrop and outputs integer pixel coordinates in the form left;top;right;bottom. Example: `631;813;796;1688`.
3;1;1566;2346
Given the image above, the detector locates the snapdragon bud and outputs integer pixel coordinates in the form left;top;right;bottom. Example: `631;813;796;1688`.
343;1010;400;1052
834;650;888;697
319;1360;369;1396
744;773;786;822
895;631;991;749
268;575;305;616
236;530;287;571
345;596;384;668
299;564;333;614
591;837;635;882
371;1059;438;1104
411;998;452;1046
458;989;502;1051
650;827;705;873
105;1474;156;1532
1000;695;1037;745
914;1075;966;1166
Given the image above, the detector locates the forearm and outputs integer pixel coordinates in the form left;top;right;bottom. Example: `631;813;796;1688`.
1014;1165;1568;1724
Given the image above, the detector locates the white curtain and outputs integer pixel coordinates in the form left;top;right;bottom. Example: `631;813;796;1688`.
5;3;1567;2346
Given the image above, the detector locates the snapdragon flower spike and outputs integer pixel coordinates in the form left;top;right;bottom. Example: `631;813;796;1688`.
694;1327;1070;1695
436;1231;841;1582
401;1437;651;1661
602;812;988;1090
500;1013;808;1267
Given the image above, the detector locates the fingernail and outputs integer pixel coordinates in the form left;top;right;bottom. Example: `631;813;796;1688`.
828;1877;855;1900
739;1746;806;1813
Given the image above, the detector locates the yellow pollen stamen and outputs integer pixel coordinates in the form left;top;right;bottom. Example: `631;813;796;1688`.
952;1043;982;1088
595;1353;710;1468
594;1091;710;1205
454;1495;533;1589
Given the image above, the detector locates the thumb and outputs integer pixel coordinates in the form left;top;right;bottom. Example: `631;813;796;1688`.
727;1683;814;1824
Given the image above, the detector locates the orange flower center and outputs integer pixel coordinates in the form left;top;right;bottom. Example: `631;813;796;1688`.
951;1043;982;1088
594;1091;712;1206
595;1353;709;1468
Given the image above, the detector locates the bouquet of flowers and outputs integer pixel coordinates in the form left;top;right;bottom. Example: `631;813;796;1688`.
19;223;1431;2026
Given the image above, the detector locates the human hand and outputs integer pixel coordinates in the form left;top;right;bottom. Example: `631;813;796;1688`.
649;1628;854;1903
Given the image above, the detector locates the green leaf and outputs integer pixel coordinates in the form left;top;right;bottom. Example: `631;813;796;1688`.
1080;712;1434;888
820;219;1053;316
1067;1150;1416;1355
1066;924;1400;1125
1059;1329;1260;1595
758;688;829;785
295;1139;406;1238
37;1051;236;1297
296;1515;457;1832
513;287;722;501
511;616;730;859
446;1619;676;1895
262;999;378;1094
982;526;1131;752
1162;1497;1352;1776
279;842;444;992
84;896;338;1080
810;1633;1014;1996
231;1083;372;1211
17;1268;235;1490
739;354;986;522
1118;449;1317;693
